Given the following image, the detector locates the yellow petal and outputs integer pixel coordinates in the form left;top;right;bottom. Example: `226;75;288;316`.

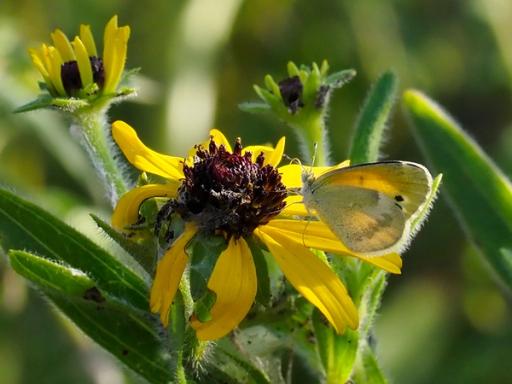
191;237;257;340
102;15;117;86
256;227;358;333
264;219;402;274
39;44;54;75
72;37;93;88
51;29;76;62
244;136;285;167
47;46;67;96
112;184;179;230
209;128;232;152
79;24;97;57
103;16;130;93
112;120;184;180
281;195;309;216
278;160;351;189
185;128;233;165
29;48;52;86
150;225;197;325
359;253;402;274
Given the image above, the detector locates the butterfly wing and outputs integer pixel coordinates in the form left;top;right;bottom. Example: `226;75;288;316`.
303;161;433;255
305;185;406;254
312;161;432;221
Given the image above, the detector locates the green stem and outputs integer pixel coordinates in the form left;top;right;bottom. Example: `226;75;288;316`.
74;109;129;206
352;341;388;384
293;114;329;166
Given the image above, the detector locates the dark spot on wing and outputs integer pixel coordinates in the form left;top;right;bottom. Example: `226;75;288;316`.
122;349;129;356
395;203;403;210
394;195;404;202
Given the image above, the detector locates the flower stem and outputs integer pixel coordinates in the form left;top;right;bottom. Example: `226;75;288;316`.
293;114;330;166
73;109;129;206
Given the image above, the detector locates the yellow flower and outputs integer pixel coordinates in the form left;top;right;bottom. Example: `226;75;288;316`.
111;121;402;341
29;15;130;97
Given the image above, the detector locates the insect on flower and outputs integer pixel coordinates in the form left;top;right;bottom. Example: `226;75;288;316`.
111;121;403;340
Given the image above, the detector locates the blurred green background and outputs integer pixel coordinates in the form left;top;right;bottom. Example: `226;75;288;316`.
1;0;511;383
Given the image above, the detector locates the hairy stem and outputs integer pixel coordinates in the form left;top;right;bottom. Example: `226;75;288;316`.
73;109;129;206
292;114;329;166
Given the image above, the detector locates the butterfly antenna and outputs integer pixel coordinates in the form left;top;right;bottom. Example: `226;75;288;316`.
311;142;318;167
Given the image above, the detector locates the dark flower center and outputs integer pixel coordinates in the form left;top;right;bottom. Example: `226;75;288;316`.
165;138;287;239
61;56;105;95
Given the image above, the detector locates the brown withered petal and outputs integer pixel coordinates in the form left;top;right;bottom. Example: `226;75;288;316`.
278;76;304;114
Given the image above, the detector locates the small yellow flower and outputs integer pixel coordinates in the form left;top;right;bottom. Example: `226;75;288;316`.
29;15;130;97
111;121;402;341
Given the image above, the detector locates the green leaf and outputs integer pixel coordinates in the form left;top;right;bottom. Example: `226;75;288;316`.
312;311;359;384
349;71;398;164
403;89;512;289
51;97;90;111
217;349;271;384
352;345;388;384
91;213;157;274
189;234;226;301
238;101;271;114
212;340;271;384
10;249;93;295
9;250;173;384
193;290;217;322
359;271;387;338
13;95;54;113
324;68;357;89
0;188;149;311
247;237;271;306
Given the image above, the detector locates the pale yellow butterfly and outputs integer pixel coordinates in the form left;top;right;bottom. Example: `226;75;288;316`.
301;161;433;256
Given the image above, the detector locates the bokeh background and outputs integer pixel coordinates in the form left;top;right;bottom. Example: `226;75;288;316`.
1;0;511;383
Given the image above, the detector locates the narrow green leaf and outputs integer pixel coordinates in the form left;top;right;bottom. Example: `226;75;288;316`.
359;271;387;338
91;213;157;274
349;71;398;164
312;311;359;384
0;188;149;310
193;290;217;322
238;101;271;114
247;237;271;306
213;340;271;384
324;69;357;89
218;349;271;384
353;345;388;384
10;250;93;295
9;250;173;384
51;97;90;111
189;234;226;301
14;95;54;113
403;90;512;288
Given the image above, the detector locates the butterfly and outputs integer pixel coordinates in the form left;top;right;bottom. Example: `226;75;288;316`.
301;161;433;256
